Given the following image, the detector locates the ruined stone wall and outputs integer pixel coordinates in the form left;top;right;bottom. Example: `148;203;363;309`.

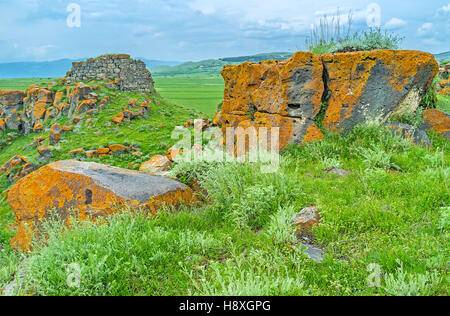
67;54;154;93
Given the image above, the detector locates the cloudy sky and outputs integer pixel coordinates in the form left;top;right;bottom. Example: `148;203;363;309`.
0;0;448;62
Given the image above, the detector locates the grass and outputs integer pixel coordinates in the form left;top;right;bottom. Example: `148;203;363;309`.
437;95;450;113
0;78;58;91
0;123;448;296
154;76;224;115
306;11;403;54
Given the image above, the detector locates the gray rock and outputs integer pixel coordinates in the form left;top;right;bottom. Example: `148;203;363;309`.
326;168;351;177
301;244;324;263
49;160;191;203
386;122;431;147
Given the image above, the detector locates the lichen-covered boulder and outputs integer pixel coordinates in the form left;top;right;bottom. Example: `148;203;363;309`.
23;85;54;123
0;90;25;131
421;109;450;140
221;52;325;148
0;155;37;183
68;82;95;117
322;50;438;133
8;160;195;251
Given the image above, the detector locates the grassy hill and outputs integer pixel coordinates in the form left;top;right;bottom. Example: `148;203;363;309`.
435;51;450;63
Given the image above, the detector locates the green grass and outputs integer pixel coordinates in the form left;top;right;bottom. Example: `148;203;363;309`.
154;76;224;116
1;123;448;296
306;10;403;54
437;95;450;113
0;78;58;91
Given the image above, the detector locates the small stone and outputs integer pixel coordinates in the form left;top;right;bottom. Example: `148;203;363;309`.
327;168;350;177
139;155;172;174
293;206;320;232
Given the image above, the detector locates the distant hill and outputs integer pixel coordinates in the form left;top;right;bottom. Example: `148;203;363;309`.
434;51;450;63
151;52;294;77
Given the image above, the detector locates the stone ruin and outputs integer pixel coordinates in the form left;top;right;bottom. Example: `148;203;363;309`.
66;54;154;93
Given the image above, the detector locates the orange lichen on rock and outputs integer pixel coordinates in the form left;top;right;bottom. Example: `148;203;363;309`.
220;52;325;150
422;109;450;140
112;112;125;125
0;155;36;183
166;147;184;162
0;90;26;106
8;160;196;251
321;50;438;133
69;148;85;155
303;124;324;144
222;52;324;117
108;144;130;154
140;155;172;174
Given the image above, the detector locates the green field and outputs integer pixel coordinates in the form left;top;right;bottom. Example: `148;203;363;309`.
154;76;224;116
0;77;225;117
0;78;57;91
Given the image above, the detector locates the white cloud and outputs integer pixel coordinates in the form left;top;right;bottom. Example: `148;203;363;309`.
417;22;433;36
438;4;450;13
384;17;407;29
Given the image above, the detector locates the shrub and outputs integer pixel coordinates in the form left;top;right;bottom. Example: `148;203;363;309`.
306;11;403;54
264;206;298;245
384;260;442;296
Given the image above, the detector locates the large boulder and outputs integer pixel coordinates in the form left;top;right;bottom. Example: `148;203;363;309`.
221;52;325;149
219;50;438;151
421;109;450;140
8;160;196;251
322;50;438;133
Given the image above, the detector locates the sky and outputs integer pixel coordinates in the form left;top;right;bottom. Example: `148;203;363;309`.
0;0;448;63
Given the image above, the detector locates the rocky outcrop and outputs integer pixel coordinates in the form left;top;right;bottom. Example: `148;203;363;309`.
0;90;26;131
0;155;37;183
66;54;154;93
220;50;439;150
8;160;196;251
322;50;438;133
421;109;450;140
0;81;103;135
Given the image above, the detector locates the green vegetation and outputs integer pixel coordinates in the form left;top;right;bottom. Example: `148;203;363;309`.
437;95;450;113
0;123;448;296
0;78;57;91
306;12;403;54
154;76;224;115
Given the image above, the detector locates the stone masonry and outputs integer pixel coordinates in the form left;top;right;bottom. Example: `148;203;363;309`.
67;54;154;93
